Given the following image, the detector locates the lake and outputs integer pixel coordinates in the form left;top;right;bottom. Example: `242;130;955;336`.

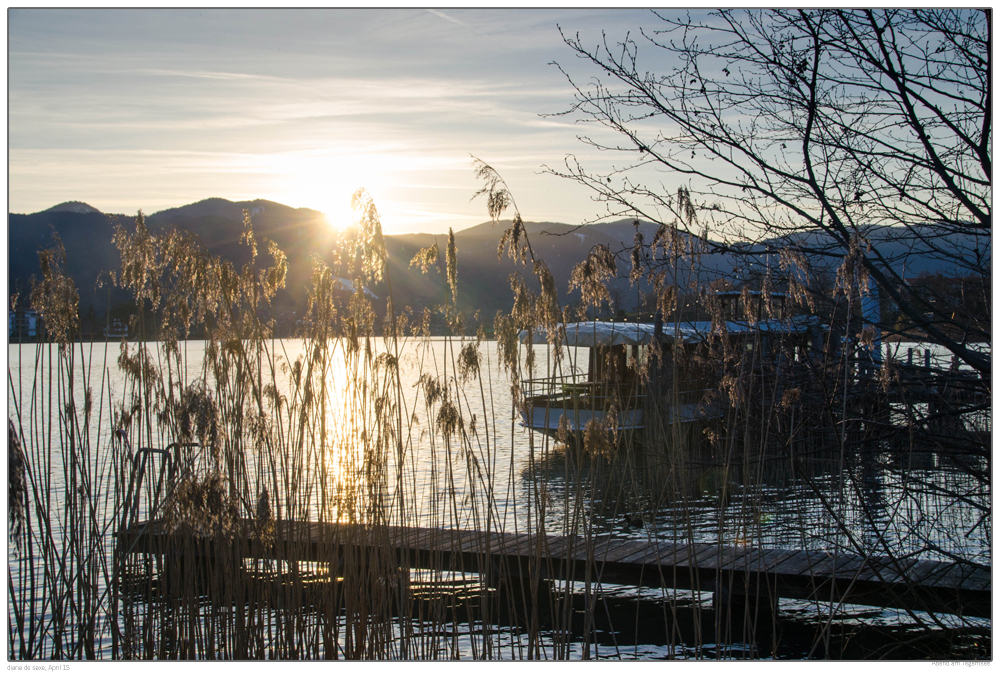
6;337;990;659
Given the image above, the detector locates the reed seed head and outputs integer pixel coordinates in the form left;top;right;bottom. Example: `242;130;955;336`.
8;419;27;549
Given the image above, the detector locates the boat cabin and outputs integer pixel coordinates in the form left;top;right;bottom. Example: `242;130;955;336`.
518;322;653;437
518;312;827;439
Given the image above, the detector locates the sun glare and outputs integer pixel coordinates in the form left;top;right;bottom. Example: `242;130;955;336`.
262;152;388;232
319;193;357;231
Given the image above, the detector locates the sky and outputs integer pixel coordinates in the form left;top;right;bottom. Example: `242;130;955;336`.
7;7;672;235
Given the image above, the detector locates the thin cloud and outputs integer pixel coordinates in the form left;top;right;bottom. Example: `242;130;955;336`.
8;8;657;232
425;9;469;29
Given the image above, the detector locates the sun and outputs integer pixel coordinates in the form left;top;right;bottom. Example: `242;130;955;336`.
318;193;357;231
261;151;390;232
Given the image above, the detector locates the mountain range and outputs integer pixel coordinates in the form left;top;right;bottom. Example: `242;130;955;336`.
8;197;987;333
8;197;674;325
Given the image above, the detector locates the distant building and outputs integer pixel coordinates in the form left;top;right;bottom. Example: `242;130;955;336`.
9;309;39;340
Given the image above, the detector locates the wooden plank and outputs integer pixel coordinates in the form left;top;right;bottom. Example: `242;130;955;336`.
381;524;406;546
483;531;523;555
907;561;953;588
541;535;572;560
420;528;465;558
925;563;966;590
444;530;488;571
956;568;991;592
805;552;866;580
637;542;692;568
588;536;620;561
593;535;621;559
677;543;721;570
455;528;493;554
397;524;430;545
951;563;991;590
384;527;417;556
878;556;938;586
498;531;537;559
878;557;919;585
619;541;668;566
431;529;473;558
548;548;593;581
316;522;346;545
896;558;940;585
621;539;662;563
730;546;781;574
386;524;421;550
793;551;835;577
599;540;648;564
486;531;531;556
557;539;591;563
409;526;455;552
775;551;813;576
540;534;571;559
437;527;471;548
832;553;869;579
563;536;592;562
656;543;703;568
494;536;545;579
660;543;720;590
662;541;702;567
459;531;496;558
739;547;795;574
508;531;544;558
286;520;313;543
327;523;365;548
855;555;898;583
772;550;822;577
698;545;749;581
721;545;763;572
940;562;991;591
687;544;725;569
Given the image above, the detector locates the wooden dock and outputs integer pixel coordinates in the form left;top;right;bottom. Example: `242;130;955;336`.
118;520;990;618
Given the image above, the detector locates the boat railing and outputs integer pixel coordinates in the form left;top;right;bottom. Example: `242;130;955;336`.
522;373;713;400
520;373;588;400
521;380;645;413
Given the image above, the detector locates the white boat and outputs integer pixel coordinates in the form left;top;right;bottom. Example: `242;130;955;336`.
518;321;652;437
517;312;827;439
104;320;129;340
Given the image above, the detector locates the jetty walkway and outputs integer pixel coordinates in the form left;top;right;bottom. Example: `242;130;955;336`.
118;520;990;618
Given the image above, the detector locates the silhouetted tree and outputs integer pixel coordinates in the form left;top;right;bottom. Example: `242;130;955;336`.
550;12;991;613
550;9;990;377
